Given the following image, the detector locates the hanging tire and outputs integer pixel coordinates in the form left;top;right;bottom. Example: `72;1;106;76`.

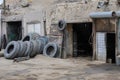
4;41;20;59
58;20;67;31
22;32;40;41
43;42;60;58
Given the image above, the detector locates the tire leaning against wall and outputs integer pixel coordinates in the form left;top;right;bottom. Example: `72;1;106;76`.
4;41;20;59
43;42;60;58
36;40;42;54
38;39;46;53
22;32;40;41
39;36;49;45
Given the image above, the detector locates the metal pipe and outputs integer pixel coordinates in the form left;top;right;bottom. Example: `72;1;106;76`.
90;11;116;18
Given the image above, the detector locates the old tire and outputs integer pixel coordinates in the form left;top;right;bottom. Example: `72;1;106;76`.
58;20;67;31
18;42;27;57
24;41;32;57
43;42;60;58
22;32;40;41
29;40;38;57
4;41;20;59
36;40;42;54
17;41;23;57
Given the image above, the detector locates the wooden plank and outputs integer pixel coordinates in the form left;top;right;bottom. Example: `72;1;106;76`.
63;24;73;58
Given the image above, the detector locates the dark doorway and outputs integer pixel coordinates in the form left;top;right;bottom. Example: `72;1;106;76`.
73;23;93;58
7;21;22;42
106;33;116;63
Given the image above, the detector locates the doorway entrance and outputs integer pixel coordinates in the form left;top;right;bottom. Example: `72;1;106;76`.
7;21;22;42
72;23;93;58
106;33;116;63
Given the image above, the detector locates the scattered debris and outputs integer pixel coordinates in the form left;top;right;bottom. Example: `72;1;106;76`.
13;56;30;62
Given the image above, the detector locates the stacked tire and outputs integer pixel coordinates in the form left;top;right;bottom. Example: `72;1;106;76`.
22;32;41;41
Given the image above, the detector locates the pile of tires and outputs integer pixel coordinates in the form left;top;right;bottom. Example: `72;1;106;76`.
43;42;60;58
4;32;60;59
4;40;45;59
4;32;49;59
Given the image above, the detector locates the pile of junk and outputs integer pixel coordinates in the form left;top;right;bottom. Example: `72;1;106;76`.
0;33;60;62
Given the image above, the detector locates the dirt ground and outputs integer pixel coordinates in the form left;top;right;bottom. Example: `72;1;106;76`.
0;55;120;80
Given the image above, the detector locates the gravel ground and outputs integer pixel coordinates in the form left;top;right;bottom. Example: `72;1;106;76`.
0;55;120;80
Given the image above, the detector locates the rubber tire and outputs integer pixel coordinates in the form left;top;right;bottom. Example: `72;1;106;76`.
29;40;37;57
43;42;60;58
36;40;42;54
22;32;40;41
19;42;27;57
39;39;45;52
39;36;49;45
4;41;20;59
17;41;23;57
58;20;67;31
24;41;32;57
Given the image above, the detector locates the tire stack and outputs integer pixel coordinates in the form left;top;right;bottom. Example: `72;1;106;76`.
4;33;49;59
4;32;60;59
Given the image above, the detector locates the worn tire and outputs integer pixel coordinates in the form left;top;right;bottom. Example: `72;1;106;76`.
19;42;27;57
39;36;49;46
38;39;45;54
4;41;20;59
17;41;23;57
29;40;38;57
24;41;32;57
22;33;40;41
36;40;44;54
43;42;60;58
58;20;67;31
36;40;42;54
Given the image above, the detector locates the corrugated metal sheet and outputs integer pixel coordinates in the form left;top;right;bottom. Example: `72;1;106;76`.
96;32;106;61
